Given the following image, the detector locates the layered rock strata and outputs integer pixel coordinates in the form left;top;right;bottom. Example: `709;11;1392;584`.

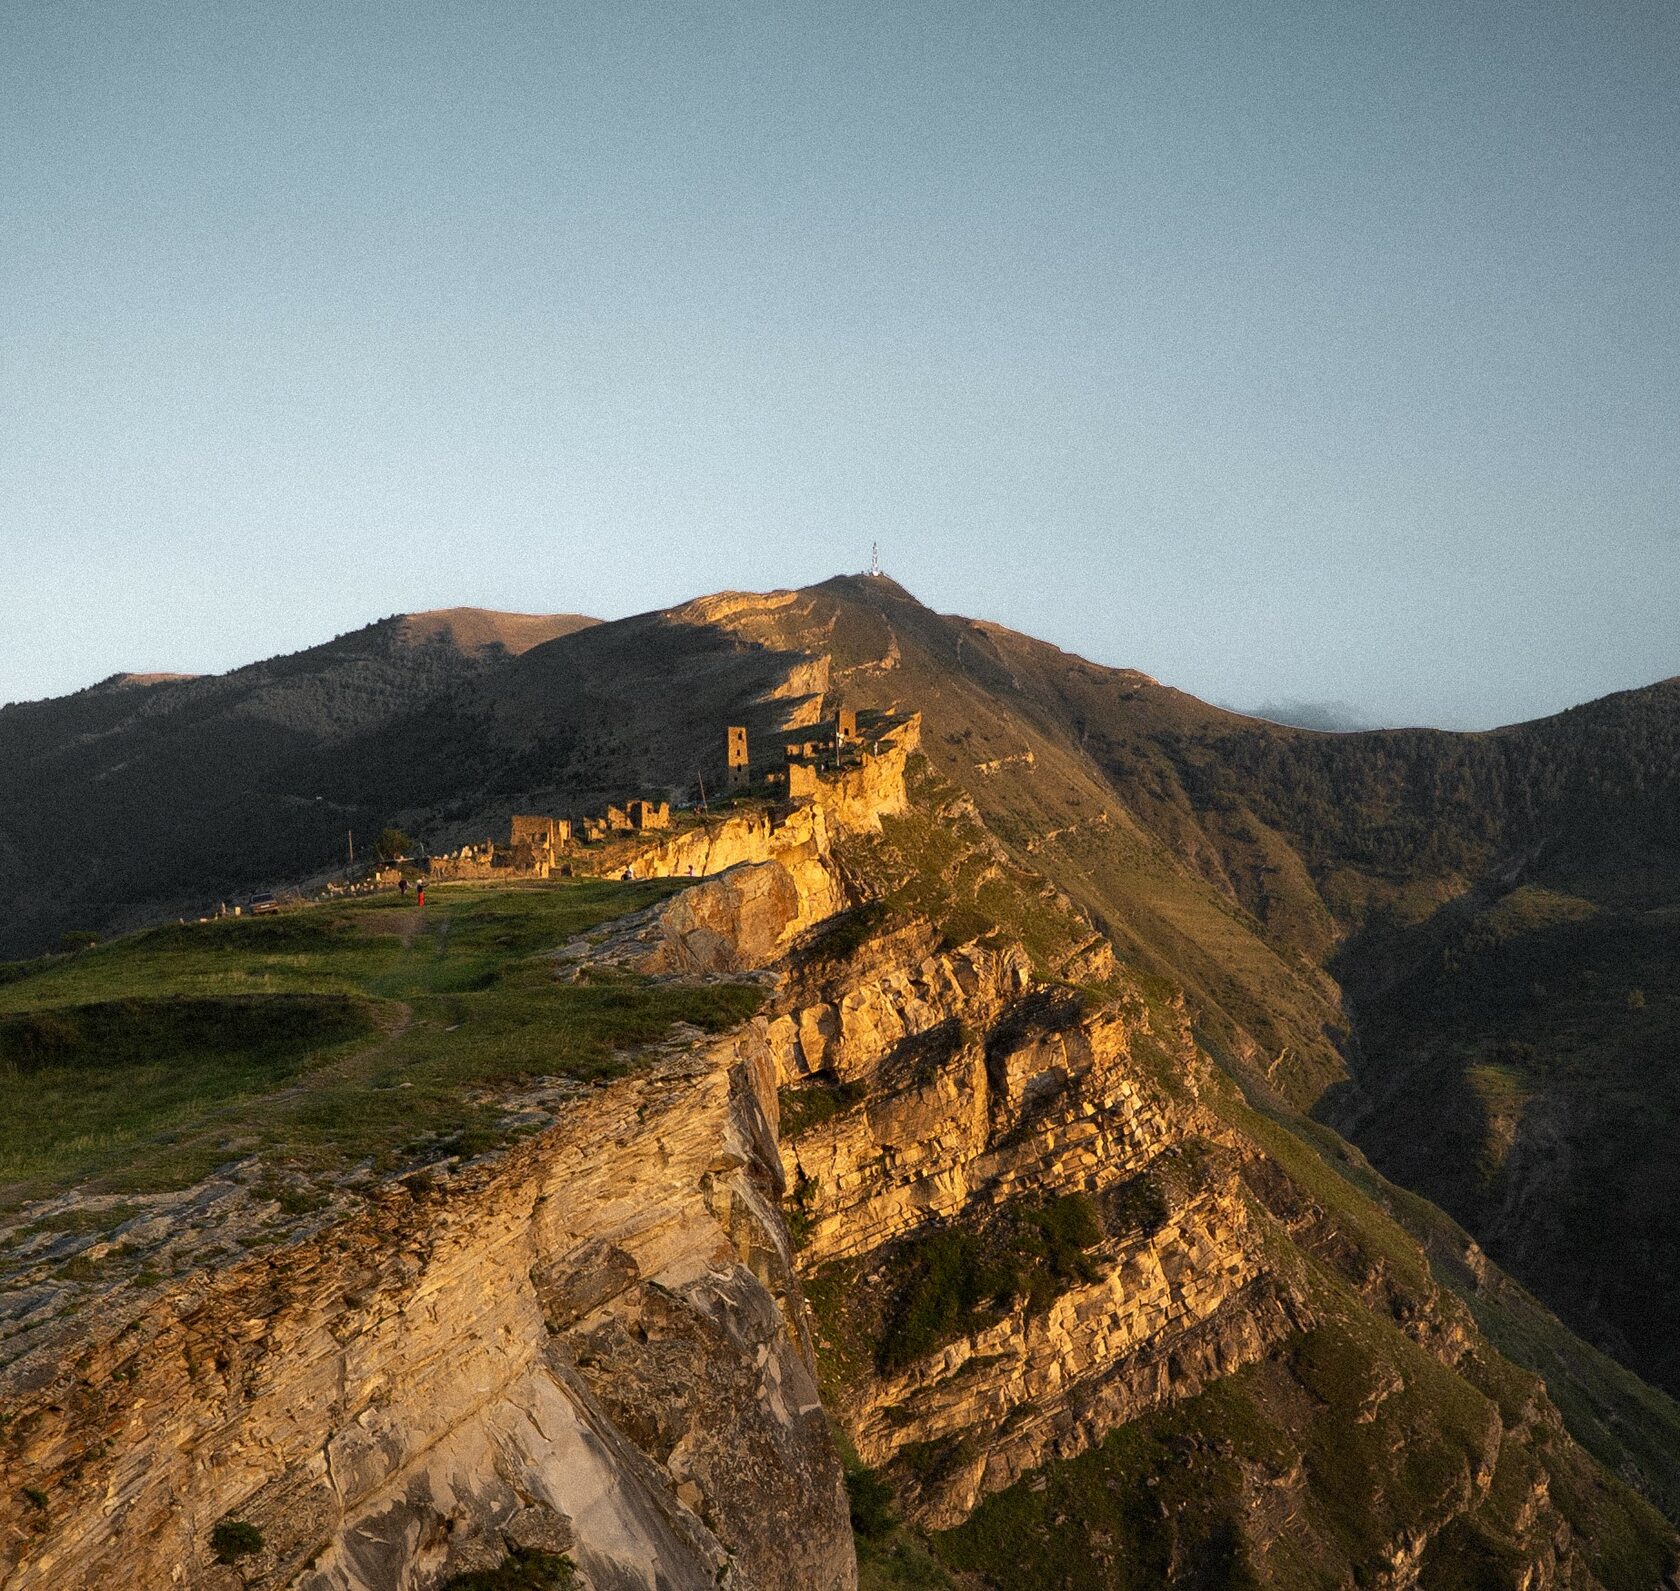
771;928;1302;1527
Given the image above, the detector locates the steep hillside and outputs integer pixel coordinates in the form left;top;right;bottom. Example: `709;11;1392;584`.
669;577;1680;1409
1;744;1675;1589
666;578;1359;1113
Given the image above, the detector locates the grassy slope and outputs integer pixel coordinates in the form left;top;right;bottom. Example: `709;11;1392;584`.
0;880;761;1212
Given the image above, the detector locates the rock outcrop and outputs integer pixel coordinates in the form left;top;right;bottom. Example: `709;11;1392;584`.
769;924;1302;1527
0;1025;851;1591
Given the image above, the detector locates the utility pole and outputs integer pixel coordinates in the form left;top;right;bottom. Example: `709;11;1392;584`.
347;830;354;867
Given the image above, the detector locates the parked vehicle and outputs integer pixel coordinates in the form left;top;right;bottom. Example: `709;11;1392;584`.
248;892;279;915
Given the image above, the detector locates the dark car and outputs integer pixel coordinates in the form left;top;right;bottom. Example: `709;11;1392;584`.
248;892;279;916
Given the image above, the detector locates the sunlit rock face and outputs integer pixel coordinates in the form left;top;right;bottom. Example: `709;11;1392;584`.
0;1020;853;1591
769;922;1302;1529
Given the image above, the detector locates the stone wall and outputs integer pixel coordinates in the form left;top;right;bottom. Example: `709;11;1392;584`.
509;816;570;851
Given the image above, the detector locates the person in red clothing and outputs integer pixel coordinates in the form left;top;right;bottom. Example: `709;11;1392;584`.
416;883;426;907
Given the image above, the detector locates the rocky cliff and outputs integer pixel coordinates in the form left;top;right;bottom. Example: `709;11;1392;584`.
0;1017;851;1591
761;768;1677;1586
773;929;1298;1530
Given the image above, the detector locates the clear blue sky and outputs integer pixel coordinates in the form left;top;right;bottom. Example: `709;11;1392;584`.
3;1;1675;727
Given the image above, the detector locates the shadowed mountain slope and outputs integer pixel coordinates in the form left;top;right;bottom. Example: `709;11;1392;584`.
0;609;596;955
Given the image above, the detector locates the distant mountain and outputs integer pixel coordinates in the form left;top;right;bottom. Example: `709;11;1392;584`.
99;672;202;690
1226;697;1378;731
394;607;597;656
0;608;594;955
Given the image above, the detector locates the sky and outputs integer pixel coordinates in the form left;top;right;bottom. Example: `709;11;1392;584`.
3;1;1676;729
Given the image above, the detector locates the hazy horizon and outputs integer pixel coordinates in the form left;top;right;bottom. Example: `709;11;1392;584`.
4;2;1676;729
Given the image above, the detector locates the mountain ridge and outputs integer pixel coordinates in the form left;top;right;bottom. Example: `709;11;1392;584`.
4;574;1678;1425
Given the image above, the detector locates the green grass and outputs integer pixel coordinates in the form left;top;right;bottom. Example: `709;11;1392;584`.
835;1423;958;1590
853;758;1092;977
779;1078;868;1138
0;994;377;1191
819;1196;1108;1384
1214;1052;1680;1529
0;880;762;1212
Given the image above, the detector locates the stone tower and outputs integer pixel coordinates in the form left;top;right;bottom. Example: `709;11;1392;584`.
836;706;858;743
726;725;750;790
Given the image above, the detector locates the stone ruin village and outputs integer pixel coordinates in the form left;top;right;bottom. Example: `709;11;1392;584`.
421;703;911;884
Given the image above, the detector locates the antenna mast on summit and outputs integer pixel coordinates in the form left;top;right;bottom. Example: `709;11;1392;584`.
869;541;882;578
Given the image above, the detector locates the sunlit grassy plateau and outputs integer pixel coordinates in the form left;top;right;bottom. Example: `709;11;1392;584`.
0;881;762;1212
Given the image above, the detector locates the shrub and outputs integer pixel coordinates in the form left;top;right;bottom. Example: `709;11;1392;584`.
442;1548;577;1589
376;826;416;862
876;1195;1106;1371
846;1461;898;1539
210;1519;264;1562
779;1079;867;1137
1107;1171;1169;1238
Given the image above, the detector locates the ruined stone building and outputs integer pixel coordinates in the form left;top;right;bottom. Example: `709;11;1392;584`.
626;799;670;831
509;815;571;852
784;736;835;762
425;842;501;881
